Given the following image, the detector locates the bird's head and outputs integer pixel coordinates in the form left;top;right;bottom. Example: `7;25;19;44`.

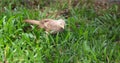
57;19;66;29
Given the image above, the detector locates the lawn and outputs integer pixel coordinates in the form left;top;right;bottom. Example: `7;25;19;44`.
0;0;120;63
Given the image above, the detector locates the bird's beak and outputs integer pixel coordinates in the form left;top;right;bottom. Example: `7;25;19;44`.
60;25;64;29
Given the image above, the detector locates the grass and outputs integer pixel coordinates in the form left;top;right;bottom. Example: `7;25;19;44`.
0;0;120;63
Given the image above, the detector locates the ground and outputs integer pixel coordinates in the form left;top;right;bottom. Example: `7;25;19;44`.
0;0;120;63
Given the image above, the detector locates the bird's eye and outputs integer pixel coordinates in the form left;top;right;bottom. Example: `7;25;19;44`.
60;23;63;25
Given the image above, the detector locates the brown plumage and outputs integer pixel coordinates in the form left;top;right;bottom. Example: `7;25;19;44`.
24;19;66;34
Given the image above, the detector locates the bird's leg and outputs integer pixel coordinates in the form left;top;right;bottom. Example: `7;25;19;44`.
45;31;49;34
45;28;51;35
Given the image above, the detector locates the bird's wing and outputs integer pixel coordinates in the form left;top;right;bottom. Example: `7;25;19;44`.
44;21;63;31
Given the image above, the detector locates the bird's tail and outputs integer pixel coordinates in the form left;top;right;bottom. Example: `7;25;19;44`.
24;19;40;25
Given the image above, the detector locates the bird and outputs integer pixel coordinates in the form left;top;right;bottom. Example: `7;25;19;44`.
24;19;66;34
